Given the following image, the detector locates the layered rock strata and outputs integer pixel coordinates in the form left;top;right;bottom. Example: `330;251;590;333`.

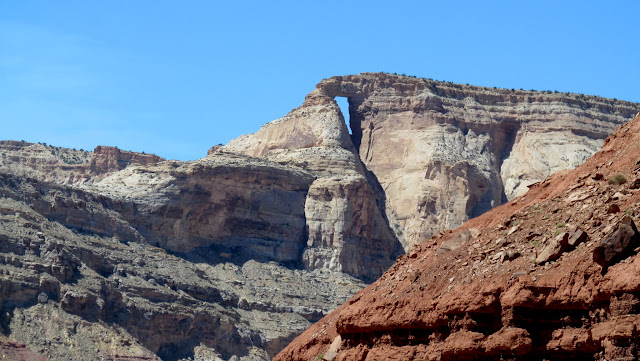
276;113;640;361
289;73;637;249
223;89;402;278
0;141;382;360
0;73;638;361
0;141;164;184
0;192;365;361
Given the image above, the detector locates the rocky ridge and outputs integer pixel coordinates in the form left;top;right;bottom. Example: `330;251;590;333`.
0;141;164;184
0;147;367;361
275;112;640;361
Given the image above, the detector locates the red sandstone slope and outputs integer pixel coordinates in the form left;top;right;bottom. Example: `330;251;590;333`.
275;112;640;361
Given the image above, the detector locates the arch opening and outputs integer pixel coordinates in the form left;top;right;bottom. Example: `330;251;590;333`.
334;96;364;154
335;97;352;135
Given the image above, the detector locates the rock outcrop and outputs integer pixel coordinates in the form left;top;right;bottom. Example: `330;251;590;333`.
89;145;165;175
275;112;640;361
0;192;365;361
223;87;403;278
0;336;50;361
0;141;92;183
314;74;638;249
0;142;165;184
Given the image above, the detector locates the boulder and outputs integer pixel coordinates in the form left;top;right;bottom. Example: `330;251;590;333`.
568;228;589;247
536;232;569;264
593;216;640;268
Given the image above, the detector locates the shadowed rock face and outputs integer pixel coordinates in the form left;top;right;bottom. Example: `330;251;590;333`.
0;188;366;361
0;142;375;361
275;113;640;361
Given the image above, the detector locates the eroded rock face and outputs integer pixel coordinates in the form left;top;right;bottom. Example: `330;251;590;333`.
223;88;402;279
0;142;165;184
0;141;92;183
0;195;365;361
0;128;396;360
593;216;640;268
0;336;50;361
88;153;316;260
89;146;164;175
222;73;640;257
0;142;376;360
311;74;639;250
302;176;398;278
275;113;640;361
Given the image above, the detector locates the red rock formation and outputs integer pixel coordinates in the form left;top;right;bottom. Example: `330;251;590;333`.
89;146;164;175
0;142;165;184
275;113;640;360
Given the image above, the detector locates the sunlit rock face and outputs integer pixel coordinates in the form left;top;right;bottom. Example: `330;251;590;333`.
311;73;638;249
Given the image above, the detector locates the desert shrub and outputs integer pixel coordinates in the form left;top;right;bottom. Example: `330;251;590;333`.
608;174;627;185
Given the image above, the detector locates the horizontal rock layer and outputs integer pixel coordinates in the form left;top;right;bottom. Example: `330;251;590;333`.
0;193;365;361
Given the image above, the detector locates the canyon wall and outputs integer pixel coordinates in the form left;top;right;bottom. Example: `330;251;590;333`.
314;74;639;250
0;73;638;361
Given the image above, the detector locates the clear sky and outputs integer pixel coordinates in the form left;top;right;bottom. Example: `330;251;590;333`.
2;1;639;160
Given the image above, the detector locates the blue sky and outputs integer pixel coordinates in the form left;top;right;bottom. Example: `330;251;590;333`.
2;1;639;160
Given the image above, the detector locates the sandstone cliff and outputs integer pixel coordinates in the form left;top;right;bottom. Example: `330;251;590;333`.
275;112;640;361
227;74;639;251
317;74;638;250
0;145;372;361
224;89;401;278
